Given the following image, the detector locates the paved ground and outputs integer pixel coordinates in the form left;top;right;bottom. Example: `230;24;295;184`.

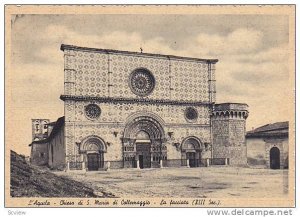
55;166;289;198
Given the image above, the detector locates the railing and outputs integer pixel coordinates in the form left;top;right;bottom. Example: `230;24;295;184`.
210;158;229;165
104;161;125;169
67;158;229;170
69;161;82;170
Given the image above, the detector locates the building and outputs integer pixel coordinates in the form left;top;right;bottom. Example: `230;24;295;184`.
29;119;50;166
246;122;289;169
30;44;249;171
29;117;65;169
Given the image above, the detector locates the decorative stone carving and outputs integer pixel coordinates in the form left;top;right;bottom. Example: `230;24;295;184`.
80;135;107;152
129;68;155;97
185;107;198;122
181;136;203;151
84;104;101;120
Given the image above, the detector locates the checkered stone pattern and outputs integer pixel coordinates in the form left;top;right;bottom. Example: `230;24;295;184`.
73;101;210;125
71;51;109;97
64;50;211;102
109;54;170;99
170;60;209;102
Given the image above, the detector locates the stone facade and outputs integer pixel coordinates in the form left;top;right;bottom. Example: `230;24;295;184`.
31;44;249;171
60;44;221;170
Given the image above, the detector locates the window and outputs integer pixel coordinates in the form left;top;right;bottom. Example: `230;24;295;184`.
40;152;45;158
35;123;40;133
129;68;155;97
185;107;198;122
85;104;101;120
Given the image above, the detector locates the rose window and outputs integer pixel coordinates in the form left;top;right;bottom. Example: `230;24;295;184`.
185;107;198;121
129;68;155;97
85;104;101;120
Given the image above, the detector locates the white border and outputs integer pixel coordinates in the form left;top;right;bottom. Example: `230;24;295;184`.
0;1;298;217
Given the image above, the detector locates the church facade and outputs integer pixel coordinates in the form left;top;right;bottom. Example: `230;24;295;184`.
30;44;249;171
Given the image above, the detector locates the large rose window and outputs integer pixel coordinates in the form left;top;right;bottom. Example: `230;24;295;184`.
129;68;155;97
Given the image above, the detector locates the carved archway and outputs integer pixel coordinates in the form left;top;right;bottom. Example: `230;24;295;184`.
181;136;203;151
123;114;166;168
181;136;203;167
124;112;166;140
80;136;107;170
80;135;107;153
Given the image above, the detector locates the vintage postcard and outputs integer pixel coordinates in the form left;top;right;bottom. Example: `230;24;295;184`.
4;5;295;208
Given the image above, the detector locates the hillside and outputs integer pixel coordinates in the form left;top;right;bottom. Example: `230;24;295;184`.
10;150;97;197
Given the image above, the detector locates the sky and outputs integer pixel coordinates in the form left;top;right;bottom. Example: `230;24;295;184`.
9;14;291;155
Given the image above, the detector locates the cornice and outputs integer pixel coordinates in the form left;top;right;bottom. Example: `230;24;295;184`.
60;95;213;106
68;121;210;128
246;132;288;139
60;44;218;64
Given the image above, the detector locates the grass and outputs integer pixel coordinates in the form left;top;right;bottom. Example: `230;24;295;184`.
10;150;109;198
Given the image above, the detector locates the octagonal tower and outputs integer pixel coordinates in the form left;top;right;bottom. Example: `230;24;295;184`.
211;103;249;166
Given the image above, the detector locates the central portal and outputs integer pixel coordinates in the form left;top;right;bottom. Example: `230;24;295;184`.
123;114;167;169
136;142;151;169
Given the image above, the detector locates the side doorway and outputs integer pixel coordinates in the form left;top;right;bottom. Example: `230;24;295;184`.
186;152;197;167
87;152;104;171
270;147;280;169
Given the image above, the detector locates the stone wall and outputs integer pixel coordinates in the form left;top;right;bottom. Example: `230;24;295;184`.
246;137;266;167
48;123;65;170
30;143;48;166
212;103;248;166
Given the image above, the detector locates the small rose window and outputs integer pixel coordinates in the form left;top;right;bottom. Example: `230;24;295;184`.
85;104;101;120
185;107;198;121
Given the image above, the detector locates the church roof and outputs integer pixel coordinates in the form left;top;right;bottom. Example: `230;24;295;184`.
60;44;218;63
246;121;289;138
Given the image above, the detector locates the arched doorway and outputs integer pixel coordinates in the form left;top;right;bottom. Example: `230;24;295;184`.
123;115;166;169
270;147;280;169
181;137;203;167
81;136;107;171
